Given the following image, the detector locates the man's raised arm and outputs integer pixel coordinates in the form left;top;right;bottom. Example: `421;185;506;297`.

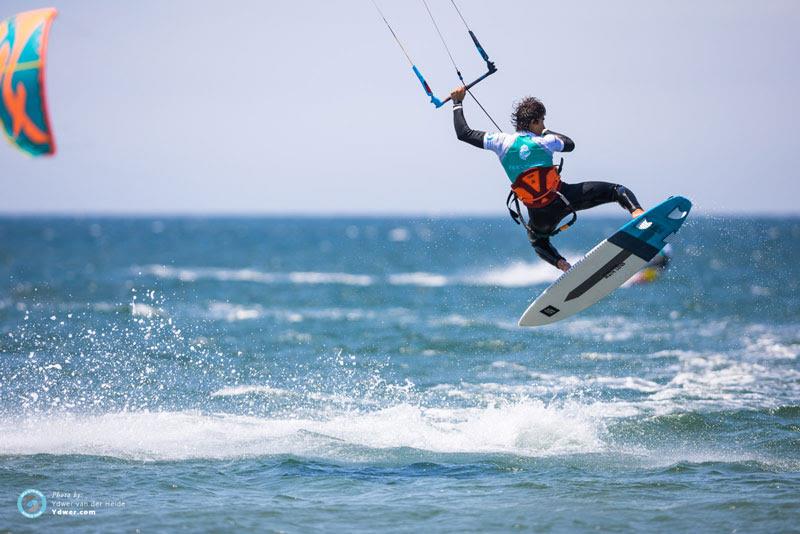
451;86;486;149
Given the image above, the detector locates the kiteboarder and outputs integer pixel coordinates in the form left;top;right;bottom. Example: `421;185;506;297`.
627;244;673;285
450;86;645;272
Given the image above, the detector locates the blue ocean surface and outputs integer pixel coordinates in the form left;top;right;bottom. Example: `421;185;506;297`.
0;215;798;532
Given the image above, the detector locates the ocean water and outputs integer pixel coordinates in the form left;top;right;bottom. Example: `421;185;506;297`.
0;215;798;532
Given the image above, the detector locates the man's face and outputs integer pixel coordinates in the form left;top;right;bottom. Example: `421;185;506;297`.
529;117;546;135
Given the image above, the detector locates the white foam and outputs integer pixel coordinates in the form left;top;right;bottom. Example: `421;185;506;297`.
130;303;161;318
588;376;662;393
430;314;474;327
649;349;703;359
139;265;276;283
385;260;578;288
743;334;799;360
210;385;290;398
388;272;449;287
631;350;800;413
580;352;619;361
136;265;374;287
207;302;264;322
388;227;410;242
136;260;574;290
288;272;373;286
451;339;800;416
750;285;771;296
211;306;417;326
555;316;637;338
464;261;561;287
0;401;603;461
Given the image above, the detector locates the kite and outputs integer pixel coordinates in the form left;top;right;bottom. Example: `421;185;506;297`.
0;8;58;156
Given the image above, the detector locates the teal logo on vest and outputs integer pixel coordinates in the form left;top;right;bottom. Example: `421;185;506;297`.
500;135;555;182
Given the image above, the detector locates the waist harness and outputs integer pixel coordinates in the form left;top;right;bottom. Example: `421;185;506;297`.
506;158;577;239
511;165;562;208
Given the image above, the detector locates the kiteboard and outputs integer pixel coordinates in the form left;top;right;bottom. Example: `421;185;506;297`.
518;196;692;327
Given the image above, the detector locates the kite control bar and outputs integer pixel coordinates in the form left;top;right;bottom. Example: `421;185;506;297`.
435;61;497;108
373;0;500;128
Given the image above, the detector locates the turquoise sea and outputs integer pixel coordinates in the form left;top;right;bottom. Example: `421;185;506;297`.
1;215;799;532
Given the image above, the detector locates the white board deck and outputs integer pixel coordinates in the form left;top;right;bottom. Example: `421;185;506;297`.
518;196;692;327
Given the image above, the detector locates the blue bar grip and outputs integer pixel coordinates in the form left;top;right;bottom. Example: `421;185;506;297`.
412;65;444;107
468;30;490;63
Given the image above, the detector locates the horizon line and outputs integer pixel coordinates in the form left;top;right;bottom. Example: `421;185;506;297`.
0;210;798;219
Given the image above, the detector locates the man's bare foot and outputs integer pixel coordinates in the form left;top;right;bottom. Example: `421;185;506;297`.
631;208;645;218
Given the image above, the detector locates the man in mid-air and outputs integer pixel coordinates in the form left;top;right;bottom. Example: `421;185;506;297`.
450;86;644;272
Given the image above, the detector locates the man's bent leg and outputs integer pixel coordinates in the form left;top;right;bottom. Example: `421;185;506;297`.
560;181;643;215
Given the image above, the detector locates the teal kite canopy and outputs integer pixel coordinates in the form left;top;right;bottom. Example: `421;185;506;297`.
0;8;58;156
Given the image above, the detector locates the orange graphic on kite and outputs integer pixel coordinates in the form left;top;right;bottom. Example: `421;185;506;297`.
0;8;57;156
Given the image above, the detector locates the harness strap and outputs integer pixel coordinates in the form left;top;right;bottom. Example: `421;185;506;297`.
505;160;577;239
551;191;577;234
506;190;523;225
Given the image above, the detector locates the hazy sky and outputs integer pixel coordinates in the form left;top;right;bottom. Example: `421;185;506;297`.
1;0;798;214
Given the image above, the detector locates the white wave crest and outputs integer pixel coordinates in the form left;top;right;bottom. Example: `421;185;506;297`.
136;265;373;287
135;260;574;290
0;401;603;462
464;261;562;287
288;272;373;286
207;302;265;322
389;272;449;287
131;303;162;318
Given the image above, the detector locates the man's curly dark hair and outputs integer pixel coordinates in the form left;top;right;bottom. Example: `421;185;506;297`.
512;97;546;132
